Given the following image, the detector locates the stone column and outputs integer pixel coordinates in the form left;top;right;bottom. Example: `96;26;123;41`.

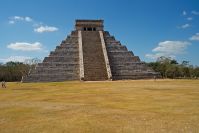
99;31;112;80
78;30;84;80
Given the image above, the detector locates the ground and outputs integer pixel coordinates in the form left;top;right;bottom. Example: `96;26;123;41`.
0;79;199;133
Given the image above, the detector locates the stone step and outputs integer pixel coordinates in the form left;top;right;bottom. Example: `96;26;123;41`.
109;56;140;62
34;67;79;71
82;31;108;81
107;51;134;57
111;66;149;70
56;45;78;49
71;30;78;36
52;49;79;52
106;40;118;44
60;43;78;46
103;31;110;36
23;75;79;82
112;75;155;80
49;51;78;57
112;70;153;74
107;46;127;52
62;38;78;43
31;71;78;75
104;38;116;42
37;62;79;67
43;57;79;62
109;62;145;66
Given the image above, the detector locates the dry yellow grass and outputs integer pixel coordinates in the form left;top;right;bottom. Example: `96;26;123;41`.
0;79;199;133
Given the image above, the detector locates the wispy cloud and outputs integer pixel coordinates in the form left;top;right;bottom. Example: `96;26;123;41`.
8;16;33;24
182;11;187;16
179;23;190;29
0;56;31;63
24;17;32;22
34;26;58;33
187;17;193;21
8;16;58;33
189;33;199;41
9;20;15;24
146;41;191;60
7;42;43;51
152;41;190;54
191;10;199;15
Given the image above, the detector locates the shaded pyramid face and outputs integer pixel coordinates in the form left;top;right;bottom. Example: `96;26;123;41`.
23;20;159;82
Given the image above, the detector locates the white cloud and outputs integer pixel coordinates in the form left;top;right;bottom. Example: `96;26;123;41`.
9;20;15;24
187;17;193;21
34;26;58;33
182;11;187;16
7;42;43;51
8;16;33;24
152;41;190;54
0;56;31;63
146;41;191;60
14;16;24;21
189;33;199;41
191;11;199;15
8;16;58;34
25;17;32;22
145;53;175;60
180;23;190;29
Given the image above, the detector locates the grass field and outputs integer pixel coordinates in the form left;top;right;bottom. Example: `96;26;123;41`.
0;79;199;133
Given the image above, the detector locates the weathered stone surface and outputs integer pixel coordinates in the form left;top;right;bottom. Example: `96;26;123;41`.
103;31;159;80
23;20;159;82
23;31;80;82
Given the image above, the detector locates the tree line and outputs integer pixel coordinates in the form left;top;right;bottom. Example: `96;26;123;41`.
0;58;41;82
0;57;198;82
147;56;199;79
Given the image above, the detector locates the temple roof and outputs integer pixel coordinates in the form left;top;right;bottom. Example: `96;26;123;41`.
75;19;104;30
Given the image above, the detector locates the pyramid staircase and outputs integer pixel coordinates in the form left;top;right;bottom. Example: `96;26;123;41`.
82;31;108;81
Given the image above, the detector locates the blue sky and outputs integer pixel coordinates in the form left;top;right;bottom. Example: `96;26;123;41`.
0;0;199;65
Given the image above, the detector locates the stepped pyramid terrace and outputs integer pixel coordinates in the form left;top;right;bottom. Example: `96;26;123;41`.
23;20;159;82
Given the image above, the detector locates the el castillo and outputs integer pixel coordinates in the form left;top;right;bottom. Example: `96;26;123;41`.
23;20;159;82
0;0;199;132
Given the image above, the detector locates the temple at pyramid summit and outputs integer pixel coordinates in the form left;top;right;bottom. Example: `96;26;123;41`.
23;20;159;82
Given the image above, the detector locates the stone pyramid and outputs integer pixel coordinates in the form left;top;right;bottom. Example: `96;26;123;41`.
23;20;159;82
